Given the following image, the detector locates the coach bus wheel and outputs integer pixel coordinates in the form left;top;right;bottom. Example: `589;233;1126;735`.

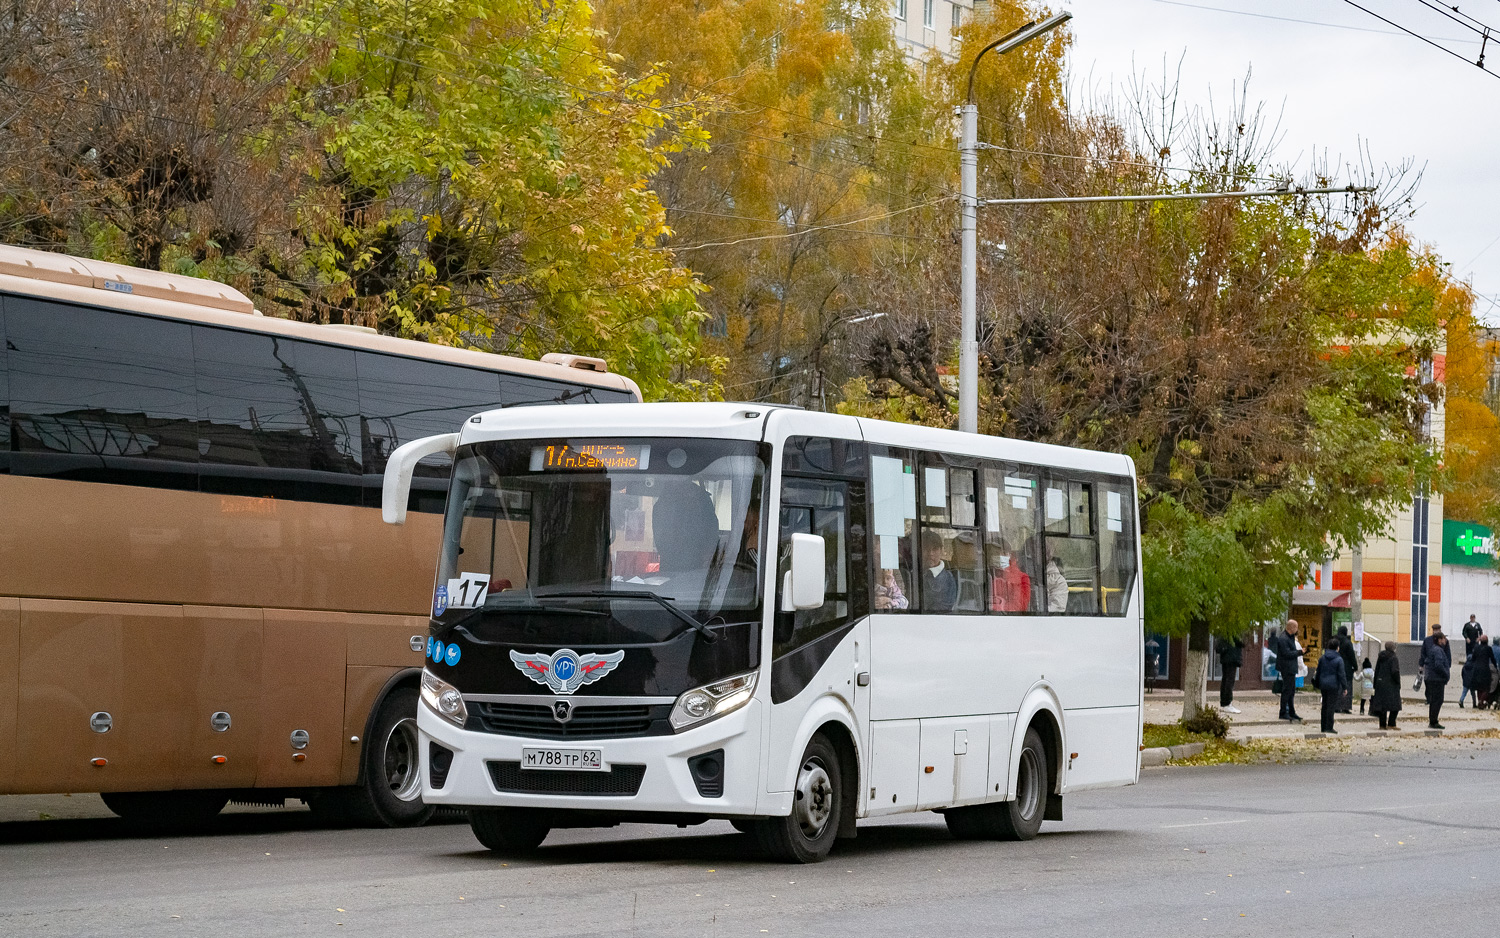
752;734;842;863
310;686;435;828
470;807;551;853
101;790;230;824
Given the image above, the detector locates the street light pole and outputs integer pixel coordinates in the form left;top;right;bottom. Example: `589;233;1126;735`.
958;12;1072;434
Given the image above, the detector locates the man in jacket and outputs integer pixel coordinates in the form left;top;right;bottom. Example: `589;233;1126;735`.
1315;644;1350;733
1217;634;1245;713
1419;626;1453;729
1460;615;1483;708
919;531;958;612
1270;619;1304;722
1336;626;1358;713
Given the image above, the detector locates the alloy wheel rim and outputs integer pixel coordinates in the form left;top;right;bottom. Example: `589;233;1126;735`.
793;757;834;838
385;717;422;802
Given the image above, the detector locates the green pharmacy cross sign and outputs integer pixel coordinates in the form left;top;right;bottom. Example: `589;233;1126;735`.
1444;520;1499;568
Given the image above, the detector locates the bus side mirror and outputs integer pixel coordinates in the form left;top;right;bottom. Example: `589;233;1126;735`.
381;432;460;525
781;533;826;612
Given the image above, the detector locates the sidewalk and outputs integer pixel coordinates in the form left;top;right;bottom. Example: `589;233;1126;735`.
1144;689;1500;740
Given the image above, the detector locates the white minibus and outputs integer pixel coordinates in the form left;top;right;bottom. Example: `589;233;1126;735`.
383;403;1142;862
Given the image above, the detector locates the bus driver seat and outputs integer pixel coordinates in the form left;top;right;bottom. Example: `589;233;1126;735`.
650;482;721;607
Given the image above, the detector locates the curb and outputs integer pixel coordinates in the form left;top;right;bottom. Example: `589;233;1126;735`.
1140;742;1205;766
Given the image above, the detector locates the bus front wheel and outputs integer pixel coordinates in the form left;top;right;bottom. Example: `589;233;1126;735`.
751;734;842;863
944;727;1048;842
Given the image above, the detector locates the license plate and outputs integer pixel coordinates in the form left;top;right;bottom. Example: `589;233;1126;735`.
520;747;604;771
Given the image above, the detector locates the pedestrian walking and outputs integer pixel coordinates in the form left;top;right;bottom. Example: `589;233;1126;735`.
1370;642;1402;729
1462;635;1497;709
1270;619;1304;722
1315;643;1349;733
1420;627;1452;729
1218;633;1245;713
1336;626;1357;713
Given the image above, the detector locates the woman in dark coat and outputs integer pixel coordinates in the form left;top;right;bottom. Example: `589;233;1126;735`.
1464;636;1498;708
1370;641;1403;730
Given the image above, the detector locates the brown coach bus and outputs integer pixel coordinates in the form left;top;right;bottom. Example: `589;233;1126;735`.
0;244;640;826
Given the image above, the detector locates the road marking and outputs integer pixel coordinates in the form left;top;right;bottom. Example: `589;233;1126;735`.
1162;819;1252;829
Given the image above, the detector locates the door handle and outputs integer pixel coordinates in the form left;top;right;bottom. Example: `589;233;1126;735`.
856;671;870;687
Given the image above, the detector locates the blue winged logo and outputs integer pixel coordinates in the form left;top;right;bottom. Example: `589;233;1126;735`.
509;648;625;695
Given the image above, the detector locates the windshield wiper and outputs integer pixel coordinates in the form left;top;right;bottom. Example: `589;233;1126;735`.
531;589;720;644
440;596;608;632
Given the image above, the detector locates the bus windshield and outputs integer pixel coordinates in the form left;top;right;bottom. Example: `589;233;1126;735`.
437;438;767;636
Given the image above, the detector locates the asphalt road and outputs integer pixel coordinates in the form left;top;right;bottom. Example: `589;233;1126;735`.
4;741;1498;937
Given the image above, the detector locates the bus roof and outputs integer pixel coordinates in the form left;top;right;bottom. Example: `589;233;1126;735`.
0;242;640;398
458;401;1136;477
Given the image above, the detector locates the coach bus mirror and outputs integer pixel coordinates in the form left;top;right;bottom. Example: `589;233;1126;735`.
382;432;460;525
782;533;826;612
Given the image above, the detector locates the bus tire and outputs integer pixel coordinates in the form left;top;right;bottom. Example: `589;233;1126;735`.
994;728;1048;841
752;734;842;863
470;808;550;853
101;790;229;824
312;686;434;828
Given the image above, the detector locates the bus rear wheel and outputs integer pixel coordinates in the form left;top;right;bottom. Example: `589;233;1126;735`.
470;807;550;854
101;790;229;824
310;686;434;828
751;734;842;863
944;727;1048;842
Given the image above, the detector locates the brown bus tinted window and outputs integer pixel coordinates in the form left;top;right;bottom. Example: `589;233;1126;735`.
0;298;8;472
5;296;198;489
359;351;506;512
194;325;362;503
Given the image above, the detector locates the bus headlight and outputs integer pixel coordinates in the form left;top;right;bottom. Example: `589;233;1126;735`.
421;669;468;727
670;671;757;731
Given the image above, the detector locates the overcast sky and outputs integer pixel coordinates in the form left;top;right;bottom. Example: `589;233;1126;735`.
1056;0;1500;321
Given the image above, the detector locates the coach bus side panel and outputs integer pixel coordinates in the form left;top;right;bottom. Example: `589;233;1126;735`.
256;609;348;788
15;599;188;794
0;598;17;792
175;605;263;789
341;612;428;785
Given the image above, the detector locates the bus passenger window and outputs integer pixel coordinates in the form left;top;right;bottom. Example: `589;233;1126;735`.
871;452;917;611
775;479;852;657
1041;477;1100;614
1097;480;1138;615
983;467;1039;613
919;460;982;612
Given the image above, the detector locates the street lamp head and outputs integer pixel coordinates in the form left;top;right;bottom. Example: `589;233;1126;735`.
964;12;1073;104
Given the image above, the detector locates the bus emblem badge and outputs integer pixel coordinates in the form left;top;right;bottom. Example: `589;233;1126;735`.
552;701;573;723
509;648;626;695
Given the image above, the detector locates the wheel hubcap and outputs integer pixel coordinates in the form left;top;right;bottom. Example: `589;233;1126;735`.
792;757;834;839
1016;748;1041;820
384;717;422;802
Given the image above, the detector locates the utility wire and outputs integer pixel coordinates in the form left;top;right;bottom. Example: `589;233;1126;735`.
672;198;951;251
1337;0;1500;77
1147;0;1479;43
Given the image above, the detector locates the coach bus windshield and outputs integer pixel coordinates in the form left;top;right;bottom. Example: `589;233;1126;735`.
435;438;766;639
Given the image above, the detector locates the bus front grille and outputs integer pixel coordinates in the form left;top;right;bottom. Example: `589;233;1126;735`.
487;761;647;797
468;702;672;739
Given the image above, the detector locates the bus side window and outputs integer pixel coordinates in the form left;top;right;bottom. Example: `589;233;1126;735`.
918;459;982;612
870;450;917;612
983;465;1039;613
1042;476;1100;614
1097;479;1138;615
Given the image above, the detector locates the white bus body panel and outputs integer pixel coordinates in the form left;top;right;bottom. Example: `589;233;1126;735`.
417;700;766;815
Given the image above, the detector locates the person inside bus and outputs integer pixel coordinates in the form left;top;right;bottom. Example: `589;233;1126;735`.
989;538;1031;612
920;530;958;611
648;482;721;606
726;499;762;602
1043;539;1069;612
874;567;908;610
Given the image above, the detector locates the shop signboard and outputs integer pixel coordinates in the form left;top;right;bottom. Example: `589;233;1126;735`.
1443;520;1498;569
